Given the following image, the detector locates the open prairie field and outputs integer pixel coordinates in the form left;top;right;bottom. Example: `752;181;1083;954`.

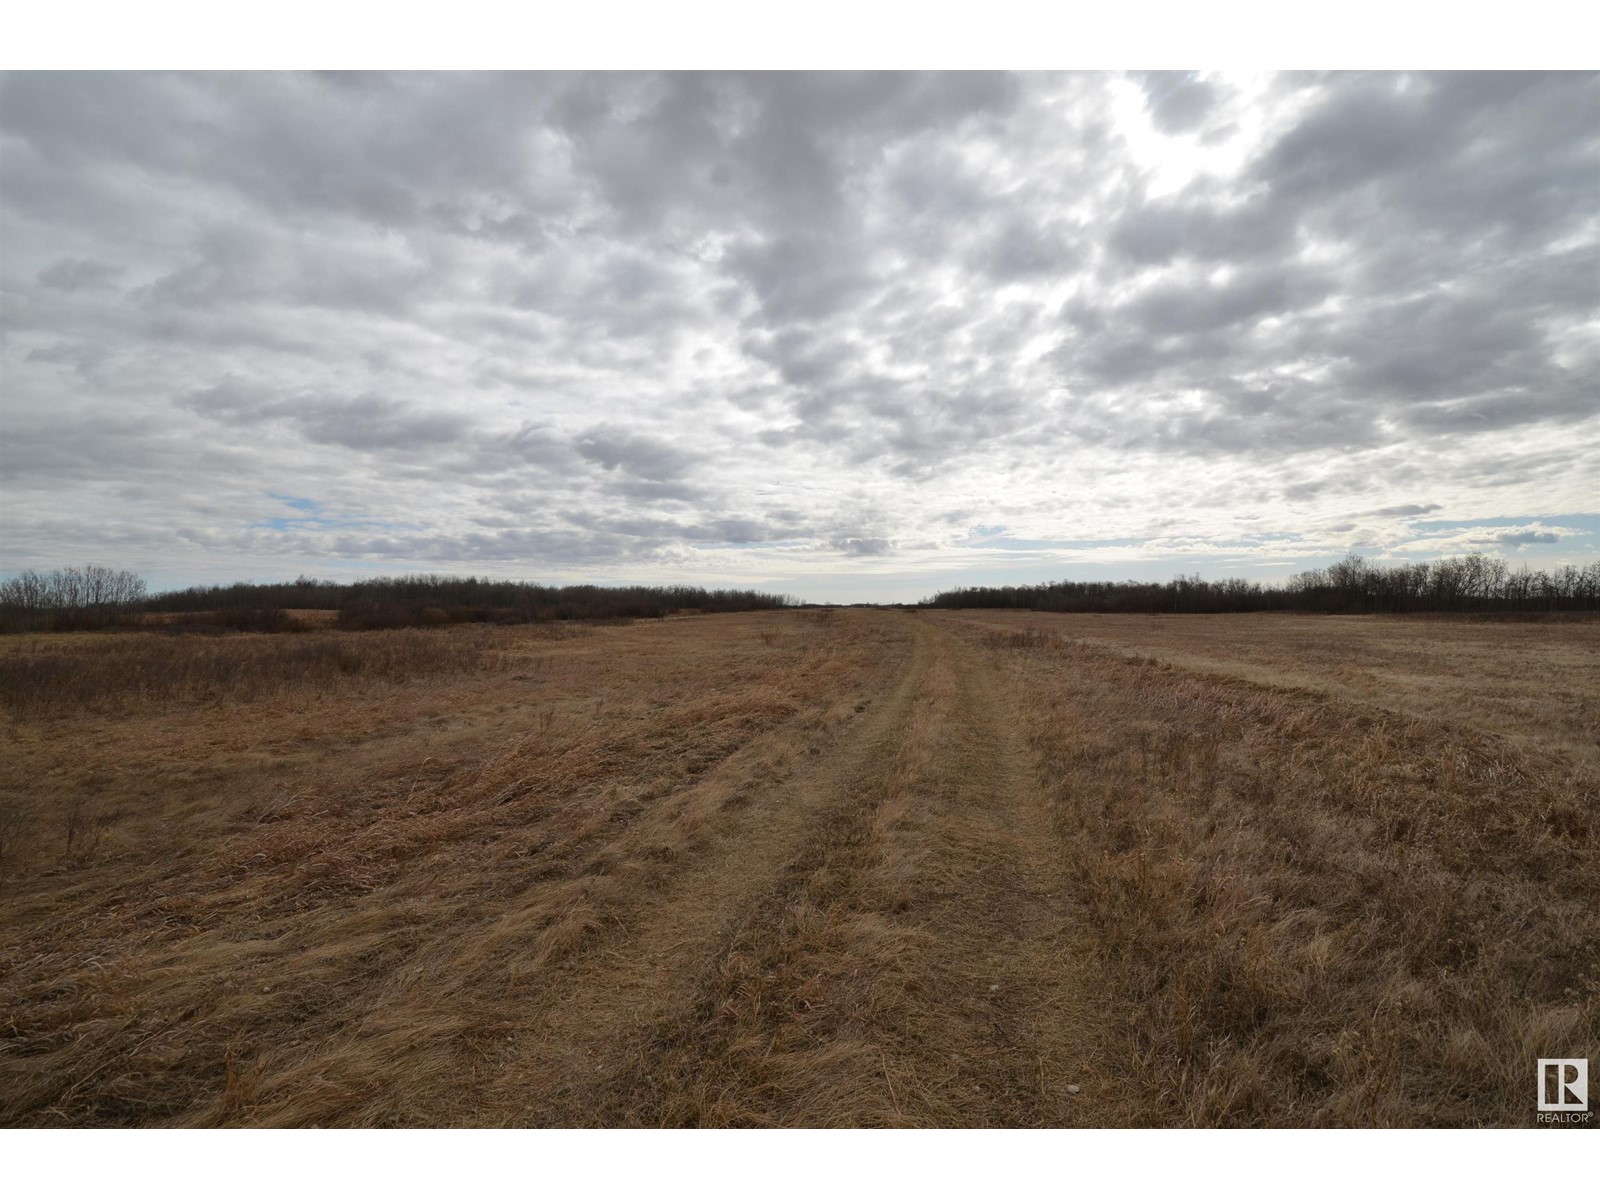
1;610;1595;1127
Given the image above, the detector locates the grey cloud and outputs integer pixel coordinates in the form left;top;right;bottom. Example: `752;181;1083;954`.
1;72;570;232
1258;73;1593;217
1106;194;1297;268
574;427;693;481
25;340;110;372
296;400;465;452
1391;521;1589;555
1370;504;1443;518
551;72;1019;235
0;406;259;491
1137;72;1219;135
37;257;123;291
973;217;1080;282
832;536;893;556
566;511;810;547
1257;76;1443;197
181;382;466;451
1063;383;1384;459
1494;529;1560;546
1125;266;1334;336
139;222;429;317
608;479;707;504
331;525;648;567
739;325;848;388
1399;384;1596;435
726;233;877;324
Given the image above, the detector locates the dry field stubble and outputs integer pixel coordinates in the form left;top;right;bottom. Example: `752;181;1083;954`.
1;608;1595;1127
0;612;908;1124
930;610;1599;1125
1003;610;1600;773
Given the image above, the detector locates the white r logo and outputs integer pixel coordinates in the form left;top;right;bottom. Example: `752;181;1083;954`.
1538;1059;1588;1111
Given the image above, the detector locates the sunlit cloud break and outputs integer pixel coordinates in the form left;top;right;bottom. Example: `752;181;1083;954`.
1;71;1596;601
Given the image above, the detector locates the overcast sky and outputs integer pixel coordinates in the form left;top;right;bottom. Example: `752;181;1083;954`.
1;71;1596;601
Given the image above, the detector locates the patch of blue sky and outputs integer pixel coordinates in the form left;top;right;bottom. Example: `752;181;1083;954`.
253;494;416;534
267;493;323;513
252;515;410;532
1410;512;1597;533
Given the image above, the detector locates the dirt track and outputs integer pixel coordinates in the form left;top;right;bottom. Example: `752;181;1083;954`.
2;611;1117;1127
468;615;1111;1126
5;608;1595;1126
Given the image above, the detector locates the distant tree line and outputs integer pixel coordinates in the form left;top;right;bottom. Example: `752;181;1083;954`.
0;566;149;632
0;569;795;634
924;554;1600;615
150;574;795;628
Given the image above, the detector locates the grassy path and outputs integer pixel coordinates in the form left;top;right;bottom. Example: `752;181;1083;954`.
467;614;1111;1126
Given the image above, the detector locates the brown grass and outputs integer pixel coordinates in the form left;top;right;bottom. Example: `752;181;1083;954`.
1;613;906;1124
0;626;519;717
1;609;1595;1127
998;610;1600;772
938;610;1599;1125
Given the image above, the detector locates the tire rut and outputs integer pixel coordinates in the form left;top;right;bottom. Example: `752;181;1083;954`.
894;621;1113;1126
577;616;1110;1126
457;616;937;1124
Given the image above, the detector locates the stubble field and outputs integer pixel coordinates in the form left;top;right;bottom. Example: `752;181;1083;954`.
1;609;1596;1126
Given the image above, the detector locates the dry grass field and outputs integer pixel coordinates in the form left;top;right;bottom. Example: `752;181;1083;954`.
1;609;1595;1127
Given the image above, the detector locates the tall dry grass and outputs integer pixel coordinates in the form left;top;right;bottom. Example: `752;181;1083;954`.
0;626;556;717
974;623;1598;1126
0;612;903;1126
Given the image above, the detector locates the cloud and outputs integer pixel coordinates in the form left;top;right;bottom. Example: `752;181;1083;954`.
179;382;470;452
1393;523;1587;554
1370;503;1443;518
1;71;1595;598
1136;72;1220;135
37;257;124;291
832;536;893;557
574;427;693;481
